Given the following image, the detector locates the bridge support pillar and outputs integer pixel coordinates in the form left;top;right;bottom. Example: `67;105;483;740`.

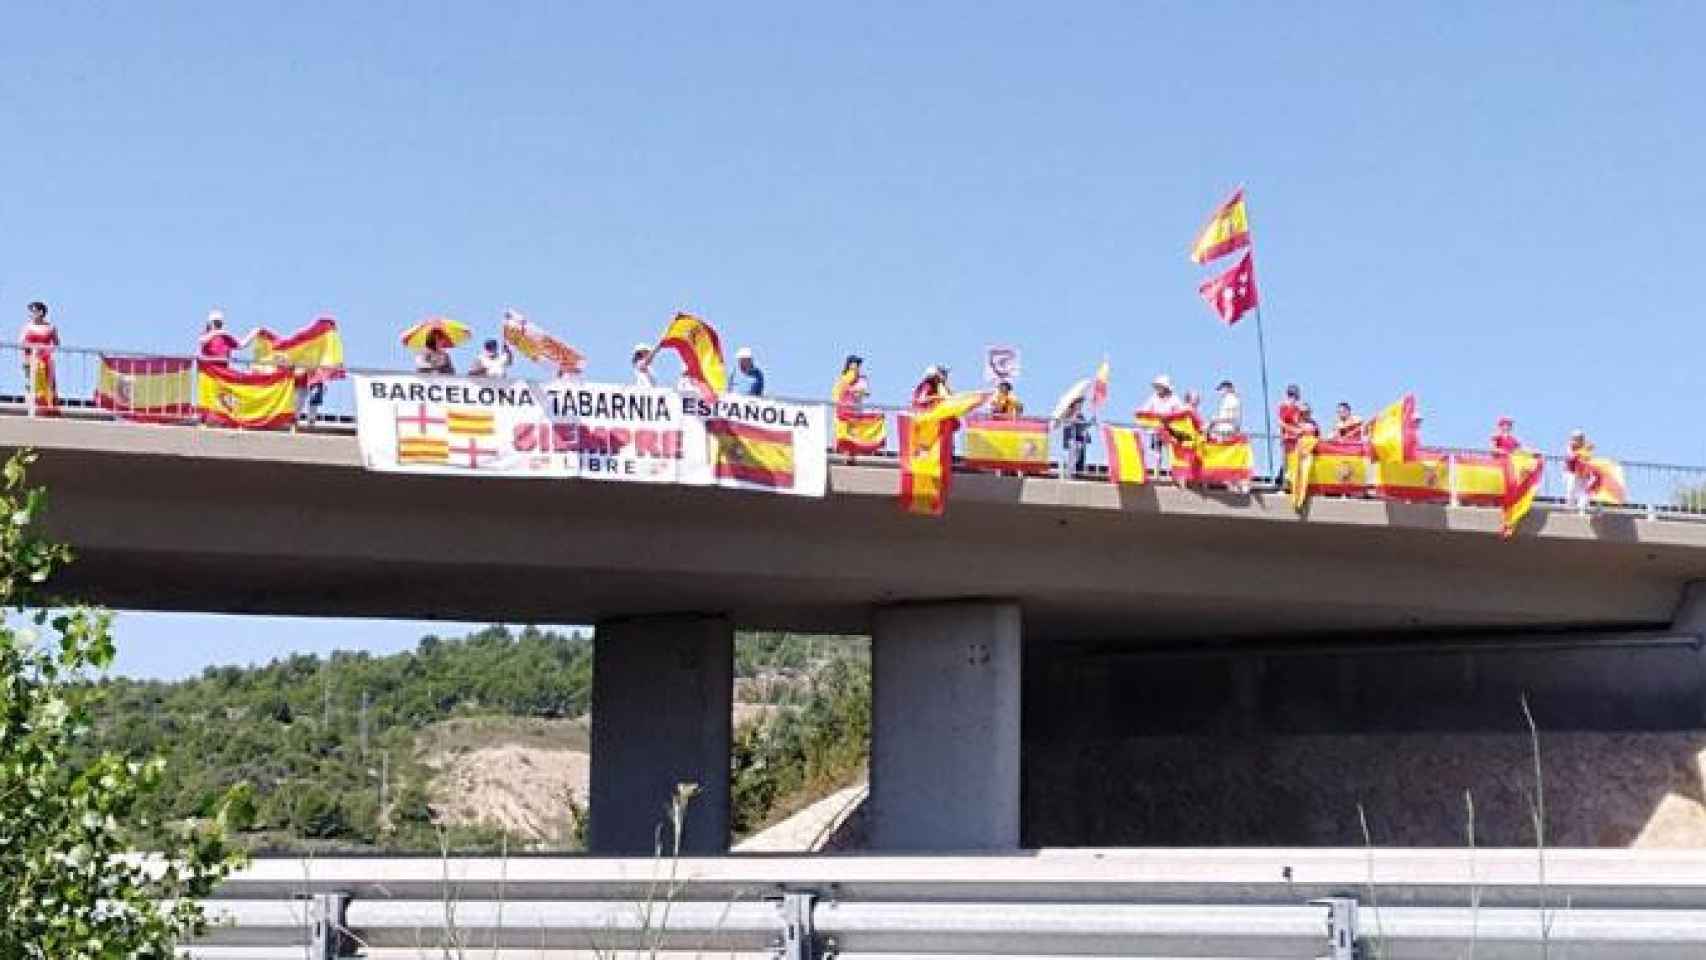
869;600;1022;850
589;614;732;855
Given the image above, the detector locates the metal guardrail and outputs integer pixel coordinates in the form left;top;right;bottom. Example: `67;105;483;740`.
8;342;1706;523
182;851;1706;958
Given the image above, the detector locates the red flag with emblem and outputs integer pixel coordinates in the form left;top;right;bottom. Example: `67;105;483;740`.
1198;252;1259;326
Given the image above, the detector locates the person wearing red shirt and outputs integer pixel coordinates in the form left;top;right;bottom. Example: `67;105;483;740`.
1274;383;1304;486
910;365;949;411
1490;416;1522;455
19;301;59;412
198;309;251;369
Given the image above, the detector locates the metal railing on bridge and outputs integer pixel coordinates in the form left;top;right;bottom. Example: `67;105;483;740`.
183;850;1706;958
7;342;1706;524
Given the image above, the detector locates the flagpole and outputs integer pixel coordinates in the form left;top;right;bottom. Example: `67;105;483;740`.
1253;303;1276;478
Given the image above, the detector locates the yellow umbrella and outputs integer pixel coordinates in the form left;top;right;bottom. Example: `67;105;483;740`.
399;316;471;350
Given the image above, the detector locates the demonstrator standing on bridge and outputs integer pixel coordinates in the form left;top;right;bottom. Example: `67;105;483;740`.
730;347;764;396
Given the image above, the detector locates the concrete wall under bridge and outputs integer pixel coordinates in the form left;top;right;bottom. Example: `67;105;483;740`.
1023;615;1706;847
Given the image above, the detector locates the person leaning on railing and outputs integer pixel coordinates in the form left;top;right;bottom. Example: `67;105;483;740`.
988;380;1023;419
415;331;456;375
199;309;254;370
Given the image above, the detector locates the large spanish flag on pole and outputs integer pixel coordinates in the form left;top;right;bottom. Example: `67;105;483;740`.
961;418;1051;474
253;316;346;386
197;364;296;429
655;312;727;399
1189;187;1252;264
1368;394;1420;464
899;391;987;516
95;356;195;422
1103;425;1147;485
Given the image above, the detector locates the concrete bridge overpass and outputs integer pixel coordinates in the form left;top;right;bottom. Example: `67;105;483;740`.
6;416;1706;853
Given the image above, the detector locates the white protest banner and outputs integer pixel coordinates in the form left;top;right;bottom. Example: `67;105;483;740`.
354;375;828;497
984;344;1021;383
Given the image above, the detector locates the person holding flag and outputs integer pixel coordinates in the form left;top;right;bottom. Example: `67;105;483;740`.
19;301;59;415
652;311;727;400
1491;417;1522;454
987;380;1023;419
198;309;254;370
911;365;950;411
832;355;885;459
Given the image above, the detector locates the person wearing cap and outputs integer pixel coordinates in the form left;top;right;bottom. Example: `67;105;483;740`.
631;343;656;388
1135;374;1185;421
731;346;765;396
1490;416;1523;455
468;338;514;377
1332;401;1365;441
1209;379;1242;440
198;308;250;370
988;380;1023;419
911;365;949;411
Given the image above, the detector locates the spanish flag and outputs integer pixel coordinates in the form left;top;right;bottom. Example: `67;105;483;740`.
1449;454;1510;508
1369;394;1419;464
833;369;886;455
1288;436;1373;510
1372;451;1452;503
1580;456;1628;505
27;353;58;416
655;312;727;399
1090;359;1110;413
707;419;796;489
252;316;346;386
1153;411;1207;479
1500;452;1545;538
1103;425;1147;485
95;356;195;422
899;391;987;516
1189;188;1252;264
1197;437;1255;486
961;418;1051;474
197;364;296;429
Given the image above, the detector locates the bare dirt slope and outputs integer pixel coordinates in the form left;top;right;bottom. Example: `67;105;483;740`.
421;717;590;845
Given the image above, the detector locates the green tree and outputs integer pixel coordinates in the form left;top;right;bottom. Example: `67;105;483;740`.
0;453;246;958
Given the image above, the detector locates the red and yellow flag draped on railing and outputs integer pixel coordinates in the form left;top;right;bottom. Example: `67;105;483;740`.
899;391;987;516
655;312;727;400
1369;395;1419;464
1189;188;1252;264
197;364;295;429
961;418;1051;474
1568;446;1627;506
1103;425;1147;485
95;356;195;422
832;369;886;455
253;316;346;387
1500;451;1545;537
1148;411;1254;487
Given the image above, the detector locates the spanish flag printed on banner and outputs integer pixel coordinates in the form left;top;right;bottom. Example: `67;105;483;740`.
252;316;346;386
706;419;796;489
961;418;1051;474
899;391;987;516
1189;188;1252;264
197;364;296;429
1103;425;1147;485
95;356;194;422
1501;452;1545;538
1369;395;1420;464
655;312;727;398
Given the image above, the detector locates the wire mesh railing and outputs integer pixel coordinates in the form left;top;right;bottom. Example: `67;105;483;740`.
2;342;1705;522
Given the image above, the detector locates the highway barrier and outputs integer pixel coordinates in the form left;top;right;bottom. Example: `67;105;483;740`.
184;849;1706;958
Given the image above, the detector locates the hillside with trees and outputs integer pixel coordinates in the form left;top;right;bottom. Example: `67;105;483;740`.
86;626;869;852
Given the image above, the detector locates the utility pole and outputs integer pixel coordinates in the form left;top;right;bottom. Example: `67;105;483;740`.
379;752;389;811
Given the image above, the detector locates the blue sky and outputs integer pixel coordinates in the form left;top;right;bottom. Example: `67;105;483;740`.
3;3;1703;676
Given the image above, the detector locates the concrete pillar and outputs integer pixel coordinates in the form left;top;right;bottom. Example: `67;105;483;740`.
1675;581;1706;726
869;600;1022;850
589;614;732;855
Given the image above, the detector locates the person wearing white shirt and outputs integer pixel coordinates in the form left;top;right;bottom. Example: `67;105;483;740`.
468;339;513;377
1209;379;1243;439
1136;374;1186;420
631;343;656;388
